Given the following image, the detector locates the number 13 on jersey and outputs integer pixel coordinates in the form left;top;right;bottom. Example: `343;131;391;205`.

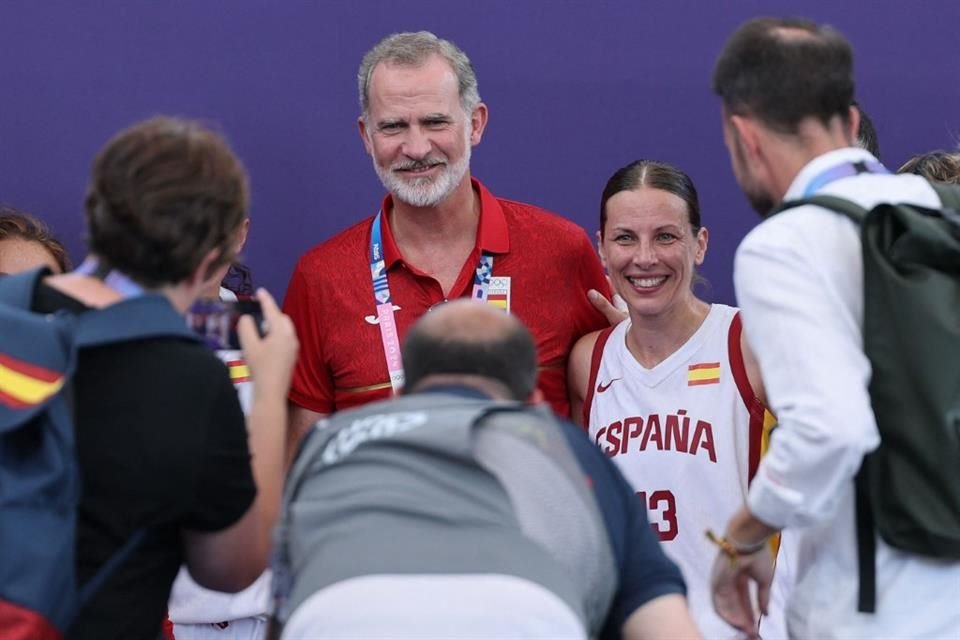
637;490;678;541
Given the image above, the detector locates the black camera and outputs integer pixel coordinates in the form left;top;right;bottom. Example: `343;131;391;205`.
185;299;264;350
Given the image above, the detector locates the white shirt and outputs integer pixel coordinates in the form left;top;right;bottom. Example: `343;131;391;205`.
735;147;960;638
282;574;586;640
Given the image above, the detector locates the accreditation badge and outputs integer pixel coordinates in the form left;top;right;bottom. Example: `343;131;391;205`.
486;276;511;313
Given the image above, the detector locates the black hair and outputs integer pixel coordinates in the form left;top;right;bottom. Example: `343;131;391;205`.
600;160;701;236
713;17;854;133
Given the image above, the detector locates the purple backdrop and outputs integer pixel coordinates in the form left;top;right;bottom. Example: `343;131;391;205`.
1;0;958;304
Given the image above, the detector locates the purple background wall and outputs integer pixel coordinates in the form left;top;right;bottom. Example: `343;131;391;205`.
1;1;958;304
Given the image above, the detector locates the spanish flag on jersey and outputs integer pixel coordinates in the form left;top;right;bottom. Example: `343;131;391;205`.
687;362;721;386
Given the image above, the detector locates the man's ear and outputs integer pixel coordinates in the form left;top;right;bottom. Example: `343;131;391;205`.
730;114;762;164
191;246;224;289
469;103;489;146
358;117;373;155
848;105;861;146
236;218;251;253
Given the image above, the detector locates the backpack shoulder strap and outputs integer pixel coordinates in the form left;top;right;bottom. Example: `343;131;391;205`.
74;294;198;348
0;268;51;309
855;464;877;613
773;194;869;225
931;182;960;213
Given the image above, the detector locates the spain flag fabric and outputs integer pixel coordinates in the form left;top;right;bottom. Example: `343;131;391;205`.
226;359;251;384
0;353;65;409
687;362;721;386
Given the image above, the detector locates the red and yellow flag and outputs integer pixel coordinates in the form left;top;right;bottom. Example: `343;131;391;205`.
0;353;65;409
687;362;721;386
487;293;508;311
226;359;251;384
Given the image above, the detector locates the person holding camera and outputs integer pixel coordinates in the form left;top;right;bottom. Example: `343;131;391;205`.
29;116;297;639
167;221;276;640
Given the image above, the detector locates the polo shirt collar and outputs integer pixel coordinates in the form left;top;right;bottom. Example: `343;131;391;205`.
379;177;510;268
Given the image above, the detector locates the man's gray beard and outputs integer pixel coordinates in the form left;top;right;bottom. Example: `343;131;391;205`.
374;144;472;208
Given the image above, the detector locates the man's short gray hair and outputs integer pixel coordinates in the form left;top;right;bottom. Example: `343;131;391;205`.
358;31;481;118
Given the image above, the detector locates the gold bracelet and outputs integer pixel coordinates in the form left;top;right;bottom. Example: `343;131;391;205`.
705;529;767;566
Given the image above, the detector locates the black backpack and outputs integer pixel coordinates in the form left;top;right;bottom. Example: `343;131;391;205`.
774;182;960;613
0;269;199;638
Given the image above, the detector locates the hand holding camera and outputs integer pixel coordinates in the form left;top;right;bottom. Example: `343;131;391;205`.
235;288;299;399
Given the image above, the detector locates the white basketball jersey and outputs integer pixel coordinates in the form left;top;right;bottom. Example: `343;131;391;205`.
585;304;770;640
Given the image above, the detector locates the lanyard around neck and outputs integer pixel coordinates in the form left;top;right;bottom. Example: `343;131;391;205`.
74;256;145;299
802;159;889;197
369;210;494;394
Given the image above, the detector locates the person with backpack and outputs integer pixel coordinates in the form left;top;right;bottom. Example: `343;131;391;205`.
707;17;960;639
0;116;298;639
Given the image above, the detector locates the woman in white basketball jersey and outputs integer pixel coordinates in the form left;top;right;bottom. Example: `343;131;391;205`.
569;160;789;640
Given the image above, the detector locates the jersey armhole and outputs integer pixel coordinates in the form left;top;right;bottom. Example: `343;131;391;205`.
728;312;767;482
582;326;616;429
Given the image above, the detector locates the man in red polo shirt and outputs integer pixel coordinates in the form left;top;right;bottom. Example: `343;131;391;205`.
283;30;609;445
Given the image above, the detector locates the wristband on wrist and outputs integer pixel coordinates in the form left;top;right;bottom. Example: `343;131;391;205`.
706;529;768;565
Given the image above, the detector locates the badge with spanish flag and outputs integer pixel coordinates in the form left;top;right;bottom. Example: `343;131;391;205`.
487;276;511;313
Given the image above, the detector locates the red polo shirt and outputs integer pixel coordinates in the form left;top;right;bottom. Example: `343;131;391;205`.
283;178;610;417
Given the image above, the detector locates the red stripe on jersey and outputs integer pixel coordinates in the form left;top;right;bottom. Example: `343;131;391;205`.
688;378;721;386
582;326;615;430
728;312;766;482
688;361;721;371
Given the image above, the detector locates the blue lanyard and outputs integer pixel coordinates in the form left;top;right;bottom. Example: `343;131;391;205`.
74;256;145;299
370;211;392;305
369;211;495;393
802;159;889;197
370;211;495;303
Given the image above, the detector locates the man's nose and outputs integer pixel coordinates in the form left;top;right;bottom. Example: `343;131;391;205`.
402;127;432;159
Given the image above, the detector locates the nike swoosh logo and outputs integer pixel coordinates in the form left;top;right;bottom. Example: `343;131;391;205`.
365;305;402;325
597;377;621;393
